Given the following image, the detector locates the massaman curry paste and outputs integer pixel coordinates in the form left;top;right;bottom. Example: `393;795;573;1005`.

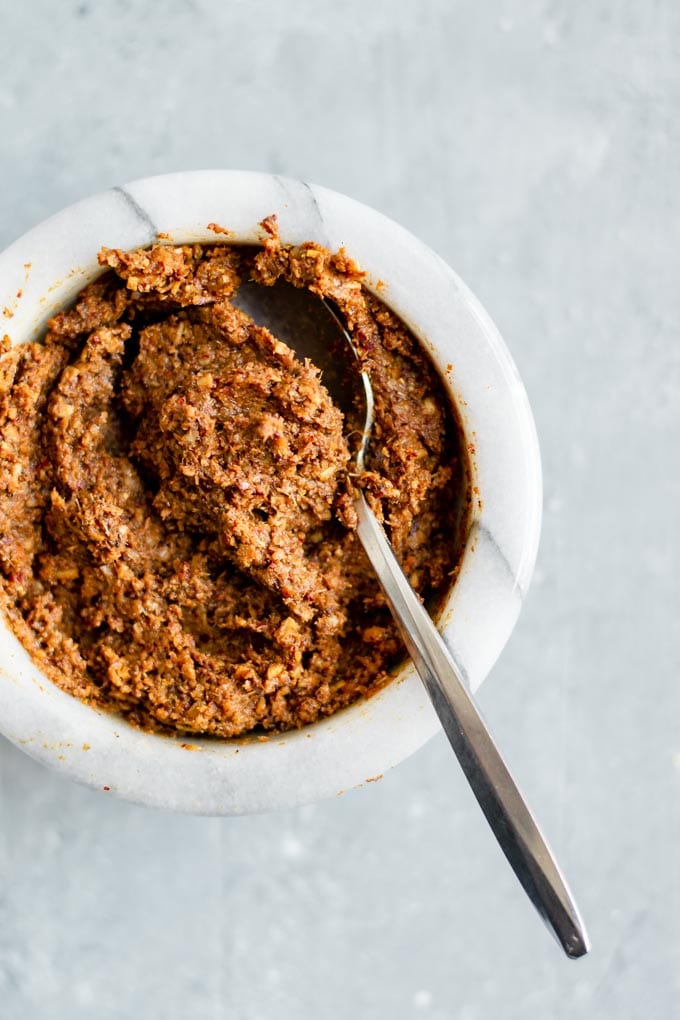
0;219;469;737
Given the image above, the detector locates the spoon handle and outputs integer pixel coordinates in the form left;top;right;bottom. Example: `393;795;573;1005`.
356;493;589;959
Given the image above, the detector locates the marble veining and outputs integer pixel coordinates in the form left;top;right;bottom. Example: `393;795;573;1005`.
477;521;526;602
113;185;159;237
273;175;332;248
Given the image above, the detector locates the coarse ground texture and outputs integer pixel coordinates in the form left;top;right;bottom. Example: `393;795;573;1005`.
0;224;467;737
1;3;678;1018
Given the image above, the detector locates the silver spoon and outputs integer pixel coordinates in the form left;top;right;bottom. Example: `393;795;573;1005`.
234;280;590;959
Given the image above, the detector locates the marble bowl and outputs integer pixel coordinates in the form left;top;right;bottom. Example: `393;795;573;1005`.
0;171;541;814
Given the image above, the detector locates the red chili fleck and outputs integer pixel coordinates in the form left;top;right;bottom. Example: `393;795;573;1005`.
103;785;110;791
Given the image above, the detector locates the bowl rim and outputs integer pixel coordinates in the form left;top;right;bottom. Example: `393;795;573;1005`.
0;170;542;814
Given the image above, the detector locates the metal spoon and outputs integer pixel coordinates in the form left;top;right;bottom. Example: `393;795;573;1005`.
234;280;590;959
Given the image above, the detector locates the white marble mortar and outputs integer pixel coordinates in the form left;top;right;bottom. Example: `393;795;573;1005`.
0;171;541;814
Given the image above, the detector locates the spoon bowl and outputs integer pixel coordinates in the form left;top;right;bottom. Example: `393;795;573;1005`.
233;279;374;470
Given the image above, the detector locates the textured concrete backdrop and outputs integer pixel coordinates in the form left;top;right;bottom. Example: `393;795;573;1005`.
0;2;678;1018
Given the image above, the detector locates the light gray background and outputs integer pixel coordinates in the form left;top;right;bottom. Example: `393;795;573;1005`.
0;2;678;1018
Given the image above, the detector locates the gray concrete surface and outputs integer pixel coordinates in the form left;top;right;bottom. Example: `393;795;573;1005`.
0;1;678;1017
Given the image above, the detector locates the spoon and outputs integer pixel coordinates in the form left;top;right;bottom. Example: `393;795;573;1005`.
234;279;590;959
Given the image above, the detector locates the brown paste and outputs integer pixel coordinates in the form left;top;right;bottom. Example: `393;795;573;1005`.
0;220;468;737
